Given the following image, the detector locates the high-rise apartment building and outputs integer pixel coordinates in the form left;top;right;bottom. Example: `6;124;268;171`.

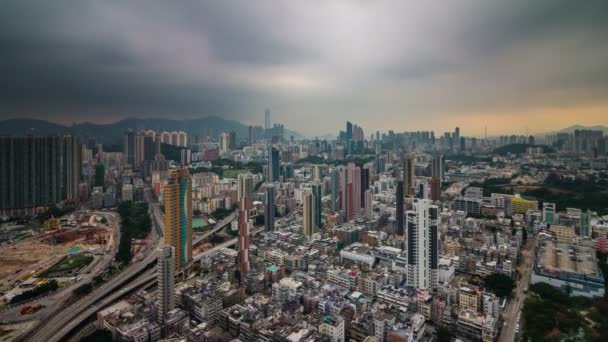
219;133;230;152
330;168;340;213
312;181;322;230
157;246;175;322
396;181;404;236
268;146;280;182
124;130;136;167
164;168;192;271
431;154;444;183
238;197;251;274
407;199;439;291
237;173;254;203
403;153;416;197
302;191;313;237
364;189;373;219
63;134;82;202
361;167;369;206
1;135;83;213
264;186;275;232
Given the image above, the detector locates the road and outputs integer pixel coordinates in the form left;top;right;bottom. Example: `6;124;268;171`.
0;211;120;323
499;237;535;342
44;226;259;342
24;208;237;342
192;213;237;246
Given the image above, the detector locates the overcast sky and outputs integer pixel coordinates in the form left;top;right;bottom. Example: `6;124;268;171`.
1;1;607;137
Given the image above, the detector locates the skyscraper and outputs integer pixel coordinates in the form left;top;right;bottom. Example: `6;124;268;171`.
396;181;404;236
265;108;271;130
268;146;280;182
264;186;275;232
0;136;62;211
431;154;444;183
302;190;313;237
237;173;254;202
364;189;373;219
403;153;415;197
312;181;322;230
407;199;439;291
157;246;175;322
430;177;441;202
360;167;369;206
238;196;251;274
330;168;340;213
124;130;136;167
63;134;82;202
164;168;192;271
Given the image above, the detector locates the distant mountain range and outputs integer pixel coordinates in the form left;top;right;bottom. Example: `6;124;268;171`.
0;117;304;144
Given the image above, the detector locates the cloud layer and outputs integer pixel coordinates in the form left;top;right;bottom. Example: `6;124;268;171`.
1;0;607;136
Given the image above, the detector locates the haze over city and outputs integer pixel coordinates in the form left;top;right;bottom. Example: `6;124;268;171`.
1;1;608;136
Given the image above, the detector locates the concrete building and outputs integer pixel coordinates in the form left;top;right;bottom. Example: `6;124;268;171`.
164;168;192;270
407;199;439;291
157;246;176;322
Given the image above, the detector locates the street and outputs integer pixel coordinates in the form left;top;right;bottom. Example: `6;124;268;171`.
499;237;535;342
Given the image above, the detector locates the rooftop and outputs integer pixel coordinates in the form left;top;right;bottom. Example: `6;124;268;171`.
537;240;599;276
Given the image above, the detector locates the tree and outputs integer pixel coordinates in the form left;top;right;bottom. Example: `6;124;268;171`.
483;273;515;297
209;234;225;245
73;283;93;296
437;327;451;342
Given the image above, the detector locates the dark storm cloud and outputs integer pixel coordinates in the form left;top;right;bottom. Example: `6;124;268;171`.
0;1;607;134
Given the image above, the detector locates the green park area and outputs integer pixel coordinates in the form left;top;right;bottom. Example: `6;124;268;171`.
223;169;248;179
45;254;93;275
193;218;209;232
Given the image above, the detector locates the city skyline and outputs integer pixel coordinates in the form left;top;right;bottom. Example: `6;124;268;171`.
1;1;608;136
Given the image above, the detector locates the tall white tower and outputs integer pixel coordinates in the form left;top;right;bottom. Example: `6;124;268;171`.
157;246;175;322
406;199;439;291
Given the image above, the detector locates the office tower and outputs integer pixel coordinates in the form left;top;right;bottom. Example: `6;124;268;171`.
396;181;404;236
164;168;192;271
346;121;353;141
430;177;441;202
543;202;556;225
454;127;460;150
124;130;136;166
460;137;466;152
248;125;253;144
63;135;82;202
265;108;271;130
268;146;280;182
330;168;340;213
229;131;237;150
364;189;373;219
403;153;415;197
361;167;369;206
312;181;322;230
264;186;275;232
237;173;254;202
157;246;175;322
238;197;251;274
407;199;439;291
302;191;313;237
0;136;62;211
431;155;444;183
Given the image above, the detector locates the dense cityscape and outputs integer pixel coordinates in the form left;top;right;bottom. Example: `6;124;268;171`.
0;113;607;342
2;2;608;342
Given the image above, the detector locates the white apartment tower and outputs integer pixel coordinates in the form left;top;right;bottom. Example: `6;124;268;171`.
157;246;176;322
406;199;439;291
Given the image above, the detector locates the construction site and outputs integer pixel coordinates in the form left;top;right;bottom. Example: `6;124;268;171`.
0;211;117;306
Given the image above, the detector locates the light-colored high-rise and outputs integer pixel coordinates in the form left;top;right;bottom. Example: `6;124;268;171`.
302;190;313;237
237;173;254;202
407;199;439;291
364;189;373;219
157;246;175;322
164;168;192;271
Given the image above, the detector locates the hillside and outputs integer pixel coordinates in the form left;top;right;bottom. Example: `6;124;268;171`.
0;117;303;143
